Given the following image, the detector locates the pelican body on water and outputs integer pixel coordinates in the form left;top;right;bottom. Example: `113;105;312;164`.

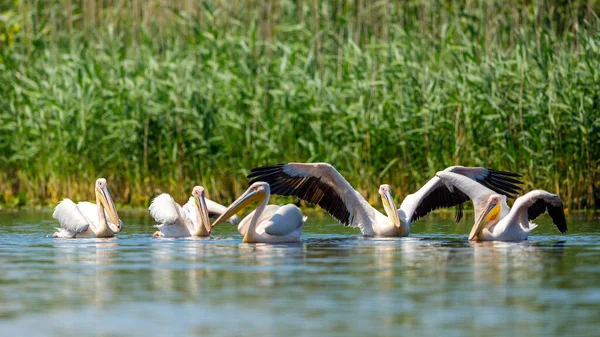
49;166;567;243
52;178;123;238
436;171;567;241
212;182;306;243
247;163;524;237
149;186;240;238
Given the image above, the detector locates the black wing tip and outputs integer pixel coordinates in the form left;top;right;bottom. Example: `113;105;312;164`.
555;219;568;233
486;168;524;179
493;176;524;186
409;185;470;224
550;204;568;234
248;166;353;227
528;199;568;234
454;203;464;223
482;169;525;199
557;221;568;233
480;181;520;200
247;164;286;179
249;163;285;172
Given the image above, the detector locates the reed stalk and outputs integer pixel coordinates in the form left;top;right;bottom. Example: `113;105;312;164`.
0;0;598;210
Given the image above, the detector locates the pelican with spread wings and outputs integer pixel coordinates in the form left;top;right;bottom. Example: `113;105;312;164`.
436;171;567;241
247;163;523;237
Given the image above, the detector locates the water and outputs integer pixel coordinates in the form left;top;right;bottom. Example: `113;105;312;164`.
0;209;598;337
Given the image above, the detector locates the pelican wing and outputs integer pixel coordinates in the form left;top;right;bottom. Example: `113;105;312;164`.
425;168;522;223
263;204;305;236
520;190;567;233
248;163;373;230
52;199;90;234
149;194;191;230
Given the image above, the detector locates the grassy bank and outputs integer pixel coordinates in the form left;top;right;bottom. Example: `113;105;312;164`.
0;0;599;209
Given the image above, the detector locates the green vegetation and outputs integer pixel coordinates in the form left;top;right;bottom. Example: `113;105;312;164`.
0;0;599;209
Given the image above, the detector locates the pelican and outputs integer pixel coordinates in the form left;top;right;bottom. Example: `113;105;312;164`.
436;171;567;241
149;186;240;237
212;182;306;243
247;163;523;237
52;178;123;238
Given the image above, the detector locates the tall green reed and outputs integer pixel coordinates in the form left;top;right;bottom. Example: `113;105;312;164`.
0;0;598;210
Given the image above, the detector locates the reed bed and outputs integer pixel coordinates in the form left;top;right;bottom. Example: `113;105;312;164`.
0;0;599;210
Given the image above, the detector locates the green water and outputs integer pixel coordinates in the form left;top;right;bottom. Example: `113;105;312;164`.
0;210;598;336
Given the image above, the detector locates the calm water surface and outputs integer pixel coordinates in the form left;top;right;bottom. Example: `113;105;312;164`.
0;209;598;336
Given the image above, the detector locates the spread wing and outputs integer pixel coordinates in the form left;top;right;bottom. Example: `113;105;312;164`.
403;167;523;224
52;199;90;234
149;194;191;231
521;190;567;233
248;163;374;231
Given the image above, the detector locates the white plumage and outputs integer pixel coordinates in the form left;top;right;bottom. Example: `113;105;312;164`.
236;204;306;240
52;178;123;238
149;186;240;238
52;199;91;237
213;182;306;243
149;194;194;238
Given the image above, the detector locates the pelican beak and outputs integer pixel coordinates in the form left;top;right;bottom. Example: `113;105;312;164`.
195;195;211;234
381;189;402;230
468;200;499;241
212;190;263;228
96;185;120;231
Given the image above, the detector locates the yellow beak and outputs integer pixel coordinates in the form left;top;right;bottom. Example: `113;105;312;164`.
468;201;498;241
96;185;120;230
195;195;211;235
212;190;263;228
382;189;401;229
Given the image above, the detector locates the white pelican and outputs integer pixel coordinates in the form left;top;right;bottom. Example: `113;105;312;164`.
212;182;306;243
435;171;567;241
52;178;123;238
247;163;523;237
149;186;240;237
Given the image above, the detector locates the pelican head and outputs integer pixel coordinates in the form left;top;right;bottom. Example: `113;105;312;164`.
192;186;211;235
379;184;402;230
95;178;121;231
212;182;269;228
468;194;505;241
